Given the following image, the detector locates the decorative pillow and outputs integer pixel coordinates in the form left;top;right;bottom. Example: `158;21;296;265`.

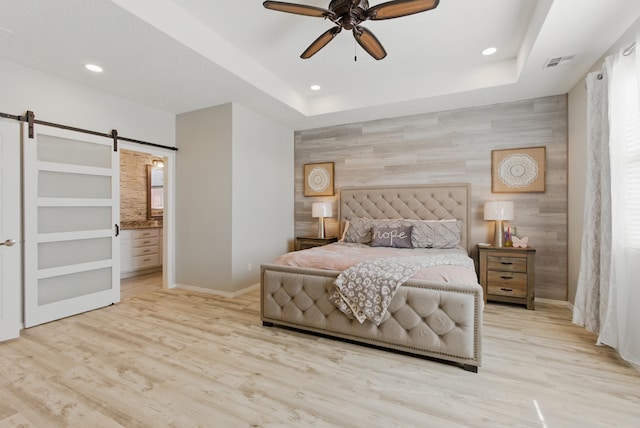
343;218;404;244
405;219;462;248
343;217;373;244
371;225;414;248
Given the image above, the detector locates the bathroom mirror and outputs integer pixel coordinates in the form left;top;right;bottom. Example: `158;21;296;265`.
147;163;164;219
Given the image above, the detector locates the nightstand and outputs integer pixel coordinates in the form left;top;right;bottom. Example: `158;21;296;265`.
478;245;536;310
295;236;338;251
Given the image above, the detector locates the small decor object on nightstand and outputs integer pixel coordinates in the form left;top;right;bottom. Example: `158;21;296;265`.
512;236;529;248
478;245;536;310
304;162;334;196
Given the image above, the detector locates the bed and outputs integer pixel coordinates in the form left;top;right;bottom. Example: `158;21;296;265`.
261;184;483;372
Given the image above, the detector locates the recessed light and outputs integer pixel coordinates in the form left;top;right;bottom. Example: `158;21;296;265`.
310;84;321;91
85;64;103;73
482;47;497;56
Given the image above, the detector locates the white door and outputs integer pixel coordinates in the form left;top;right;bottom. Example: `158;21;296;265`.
23;125;120;328
0;120;21;340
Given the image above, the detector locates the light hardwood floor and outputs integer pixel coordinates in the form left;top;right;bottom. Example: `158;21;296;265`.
0;272;638;427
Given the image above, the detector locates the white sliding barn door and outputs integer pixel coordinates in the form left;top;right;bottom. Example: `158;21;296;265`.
0;120;21;340
23;125;120;328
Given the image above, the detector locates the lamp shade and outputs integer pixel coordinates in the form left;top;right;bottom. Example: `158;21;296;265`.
484;201;514;221
312;202;333;218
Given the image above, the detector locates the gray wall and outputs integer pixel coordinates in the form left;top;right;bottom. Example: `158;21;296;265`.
176;103;294;294
176;105;234;291
567;73;588;305
231;104;294;287
295;95;568;301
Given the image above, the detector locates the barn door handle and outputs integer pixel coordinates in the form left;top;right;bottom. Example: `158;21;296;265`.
0;239;16;246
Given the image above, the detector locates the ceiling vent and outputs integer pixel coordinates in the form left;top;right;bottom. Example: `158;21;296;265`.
544;55;575;68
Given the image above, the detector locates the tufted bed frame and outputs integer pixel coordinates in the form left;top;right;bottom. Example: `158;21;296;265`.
260;184;483;372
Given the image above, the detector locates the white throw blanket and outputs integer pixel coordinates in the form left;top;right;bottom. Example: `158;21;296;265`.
330;254;475;326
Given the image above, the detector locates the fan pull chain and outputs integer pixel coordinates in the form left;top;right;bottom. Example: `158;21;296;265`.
354;39;357;62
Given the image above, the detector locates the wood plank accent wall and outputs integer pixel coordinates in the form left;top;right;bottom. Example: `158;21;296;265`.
294;95;568;301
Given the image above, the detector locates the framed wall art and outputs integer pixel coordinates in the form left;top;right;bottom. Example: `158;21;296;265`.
492;146;546;193
304;162;334;196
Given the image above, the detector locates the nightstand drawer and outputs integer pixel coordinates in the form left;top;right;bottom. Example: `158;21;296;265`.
487;256;527;273
488;270;527;286
488;283;527;298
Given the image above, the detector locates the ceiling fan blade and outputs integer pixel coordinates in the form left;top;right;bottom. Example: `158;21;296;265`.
301;26;342;59
366;0;439;20
263;1;335;18
353;26;387;60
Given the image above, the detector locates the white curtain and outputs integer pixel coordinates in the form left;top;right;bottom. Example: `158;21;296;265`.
572;70;611;333
599;36;640;366
574;33;640;368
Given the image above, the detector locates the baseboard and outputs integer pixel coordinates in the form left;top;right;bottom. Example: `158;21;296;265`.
174;282;260;298
120;266;162;279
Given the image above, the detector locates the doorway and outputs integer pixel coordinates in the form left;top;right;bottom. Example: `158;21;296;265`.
118;143;175;297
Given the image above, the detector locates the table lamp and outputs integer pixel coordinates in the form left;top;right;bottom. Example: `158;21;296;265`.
312;202;333;238
484;201;514;247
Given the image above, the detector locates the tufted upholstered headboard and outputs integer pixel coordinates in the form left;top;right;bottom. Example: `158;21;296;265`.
339;183;471;252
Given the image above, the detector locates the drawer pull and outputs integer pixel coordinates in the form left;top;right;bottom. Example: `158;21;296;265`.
500;275;514;280
500;261;513;265
144;258;151;262
500;288;513;292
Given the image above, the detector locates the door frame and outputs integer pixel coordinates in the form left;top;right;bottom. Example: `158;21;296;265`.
0;119;21;341
119;142;175;290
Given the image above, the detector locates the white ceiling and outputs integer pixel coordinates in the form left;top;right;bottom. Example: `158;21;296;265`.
1;0;640;130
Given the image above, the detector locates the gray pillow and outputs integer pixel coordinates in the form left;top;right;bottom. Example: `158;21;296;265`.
343;217;374;244
405;219;461;248
371;225;414;249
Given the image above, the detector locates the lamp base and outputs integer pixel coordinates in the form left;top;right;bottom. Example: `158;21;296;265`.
317;217;325;238
493;220;506;247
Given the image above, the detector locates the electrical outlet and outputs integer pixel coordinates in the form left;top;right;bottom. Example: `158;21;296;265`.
248;262;253;272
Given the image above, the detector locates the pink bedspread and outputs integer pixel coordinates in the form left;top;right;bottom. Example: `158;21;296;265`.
274;242;479;285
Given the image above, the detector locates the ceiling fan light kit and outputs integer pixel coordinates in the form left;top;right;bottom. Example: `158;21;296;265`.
263;0;439;60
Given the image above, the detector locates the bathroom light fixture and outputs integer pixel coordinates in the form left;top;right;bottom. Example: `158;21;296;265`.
312;202;333;238
310;84;321;91
484;201;514;247
85;64;103;73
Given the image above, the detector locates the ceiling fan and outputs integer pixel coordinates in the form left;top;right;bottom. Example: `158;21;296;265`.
263;0;440;60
